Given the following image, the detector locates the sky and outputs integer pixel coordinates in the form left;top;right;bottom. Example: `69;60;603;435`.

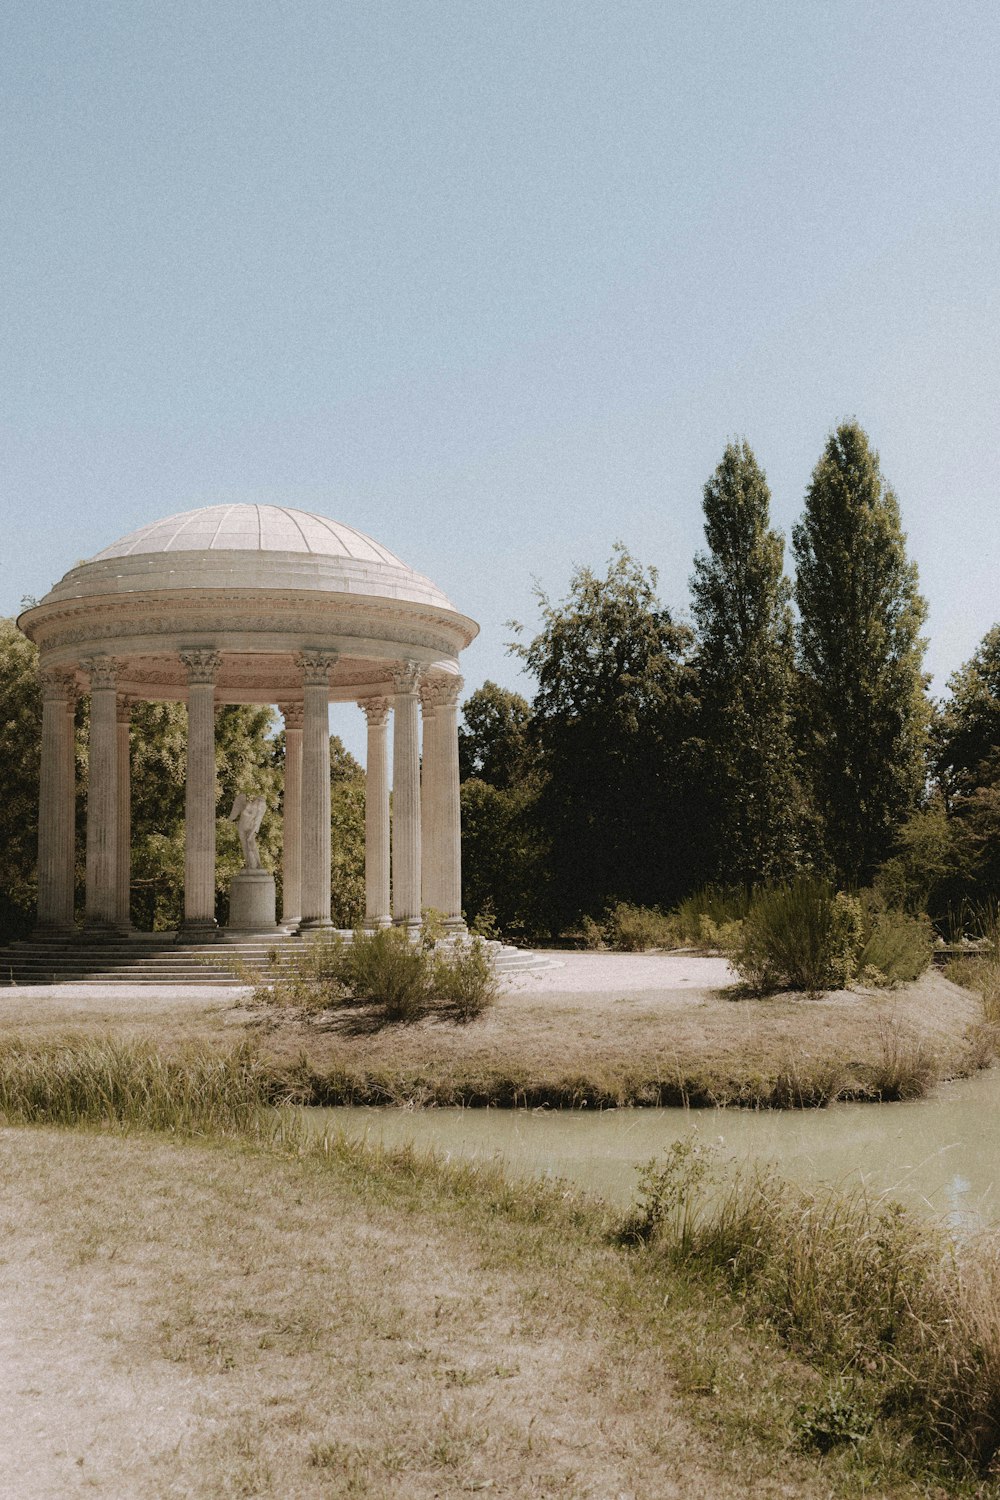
3;1;999;760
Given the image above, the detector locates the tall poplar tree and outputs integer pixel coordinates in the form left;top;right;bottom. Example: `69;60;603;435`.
691;441;799;883
793;422;930;885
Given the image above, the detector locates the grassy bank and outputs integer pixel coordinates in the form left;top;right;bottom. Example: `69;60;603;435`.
3;960;991;1108
2;1043;1000;1495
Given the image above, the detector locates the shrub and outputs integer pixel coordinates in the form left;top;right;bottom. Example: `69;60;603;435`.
339;927;432;1022
732;877;856;994
602;902;672;952
432;937;500;1022
855;908;932;985
670;885;751;947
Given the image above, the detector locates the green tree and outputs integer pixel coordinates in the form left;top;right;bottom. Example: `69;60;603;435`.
691;441;800;883
793;423;930;886
930;627;1000;914
511;545;699;930
458;682;532;788
457;682;544;935
0;618;43;939
329;736;365;928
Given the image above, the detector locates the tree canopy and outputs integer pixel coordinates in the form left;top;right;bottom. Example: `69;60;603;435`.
690;441;800;883
793;422;930;886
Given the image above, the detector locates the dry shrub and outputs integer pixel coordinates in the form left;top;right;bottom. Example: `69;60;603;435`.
602;902;673;952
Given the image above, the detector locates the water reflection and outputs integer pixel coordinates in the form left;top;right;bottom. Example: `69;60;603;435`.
292;1068;1000;1222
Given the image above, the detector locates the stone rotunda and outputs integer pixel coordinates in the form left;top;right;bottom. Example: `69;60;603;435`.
17;503;479;941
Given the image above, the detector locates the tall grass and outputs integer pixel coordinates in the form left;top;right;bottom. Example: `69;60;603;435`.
624;1140;1000;1470
0;1038;273;1132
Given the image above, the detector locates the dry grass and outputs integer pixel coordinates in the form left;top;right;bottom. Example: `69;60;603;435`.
0;1121;984;1499
0;964;989;1108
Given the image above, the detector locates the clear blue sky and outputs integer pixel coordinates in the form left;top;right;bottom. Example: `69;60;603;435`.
3;2;998;759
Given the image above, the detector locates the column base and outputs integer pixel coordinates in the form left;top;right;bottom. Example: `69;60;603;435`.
179;918;219;941
393;916;422;938
443;916;468;936
297;917;335;933
32;921;76;940
364;914;393;931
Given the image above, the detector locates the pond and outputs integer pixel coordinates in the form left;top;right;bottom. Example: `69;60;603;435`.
293;1068;1000;1228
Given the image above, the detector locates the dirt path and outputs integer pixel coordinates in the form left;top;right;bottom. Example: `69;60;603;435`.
1;1125;810;1500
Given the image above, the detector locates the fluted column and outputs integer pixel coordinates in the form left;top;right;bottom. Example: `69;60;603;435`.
83;656;120;933
64;686;78;924
361;697;391;928
279;702;303;928
436;678;465;931
180;650;221;936
391;661;422;932
419;688;444;913
36;667;76;933
115;696;134;931
298;651;338;930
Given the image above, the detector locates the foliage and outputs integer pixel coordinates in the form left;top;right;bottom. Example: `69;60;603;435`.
329;736;365;928
732;878;860;994
600;902;673;952
458;681;532;789
511;546;700;930
793;423;931;886
872;797;966;917
668;885;751;949
459;776;547;938
932;627;1000;917
732;878;931;994
431;936;500;1022
691;442;802;883
337;926;432;1022
0;619;43;939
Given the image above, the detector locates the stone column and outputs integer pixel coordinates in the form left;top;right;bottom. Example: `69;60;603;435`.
391;662;422;933
63;685;78;924
279;702;303;928
82;656;120;934
180;650;221;937
35;667;76;934
115;696;134;932
360;697;391;928
435;678;465;932
298;651;338;930
419;688;443;914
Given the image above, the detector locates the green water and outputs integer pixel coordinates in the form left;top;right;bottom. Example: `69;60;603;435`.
296;1069;1000;1226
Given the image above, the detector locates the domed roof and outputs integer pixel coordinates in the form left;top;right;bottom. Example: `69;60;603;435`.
30;502;467;619
92;504;408;568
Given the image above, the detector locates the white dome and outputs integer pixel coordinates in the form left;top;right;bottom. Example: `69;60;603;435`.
92;504;408;568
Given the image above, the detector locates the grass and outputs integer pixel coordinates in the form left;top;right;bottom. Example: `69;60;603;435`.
0;962;989;1109
4;1062;1000;1495
623;1138;1000;1472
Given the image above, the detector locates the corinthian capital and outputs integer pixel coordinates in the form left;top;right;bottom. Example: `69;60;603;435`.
391;660;422;697
81;655;119;692
421;675;463;711
38;666;76;703
180;649;222;685
360;695;390;729
279;701;304;732
296;650;339;687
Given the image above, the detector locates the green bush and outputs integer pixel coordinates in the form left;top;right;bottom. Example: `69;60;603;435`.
669;885;751;948
338;926;433;1022
732;878;856;993
855;908;932;985
602;902;673;952
732;880;931;995
432;936;500;1022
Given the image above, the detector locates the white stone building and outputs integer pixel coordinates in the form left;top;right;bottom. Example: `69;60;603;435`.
17;503;478;939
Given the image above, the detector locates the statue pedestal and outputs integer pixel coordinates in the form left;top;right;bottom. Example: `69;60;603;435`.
225;869;281;938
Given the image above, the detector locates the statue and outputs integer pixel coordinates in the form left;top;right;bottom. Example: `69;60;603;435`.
229;792;267;871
